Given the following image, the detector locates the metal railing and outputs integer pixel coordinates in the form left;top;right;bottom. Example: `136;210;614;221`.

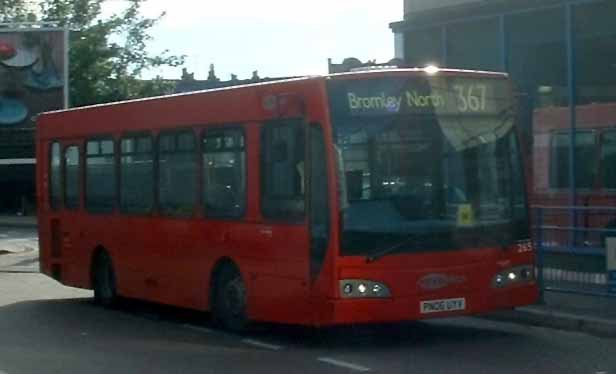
534;206;616;298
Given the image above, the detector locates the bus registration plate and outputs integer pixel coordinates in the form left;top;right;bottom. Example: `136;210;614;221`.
420;298;466;314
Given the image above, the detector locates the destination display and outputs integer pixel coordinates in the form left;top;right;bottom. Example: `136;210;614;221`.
328;75;516;152
328;76;512;118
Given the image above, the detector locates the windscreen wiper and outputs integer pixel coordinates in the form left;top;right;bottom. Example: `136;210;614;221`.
365;234;422;263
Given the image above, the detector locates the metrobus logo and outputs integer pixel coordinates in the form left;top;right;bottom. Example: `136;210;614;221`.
417;273;467;291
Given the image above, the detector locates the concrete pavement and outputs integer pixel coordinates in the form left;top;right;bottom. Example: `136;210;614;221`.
486;291;616;338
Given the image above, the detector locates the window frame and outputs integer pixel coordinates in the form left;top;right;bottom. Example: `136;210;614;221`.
548;129;598;191
49;141;62;211
201;125;247;220
599;128;616;191
260;119;307;223
85;136;117;214
156;129;199;218
119;132;155;216
63;144;81;210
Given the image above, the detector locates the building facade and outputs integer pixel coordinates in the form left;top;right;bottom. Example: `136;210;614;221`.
391;0;616;203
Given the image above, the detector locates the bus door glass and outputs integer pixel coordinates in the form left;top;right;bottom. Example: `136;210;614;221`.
308;123;330;280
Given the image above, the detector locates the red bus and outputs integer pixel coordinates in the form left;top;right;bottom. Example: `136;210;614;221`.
37;68;538;330
532;103;616;248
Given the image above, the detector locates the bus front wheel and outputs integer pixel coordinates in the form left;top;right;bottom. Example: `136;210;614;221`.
213;265;248;332
93;251;118;307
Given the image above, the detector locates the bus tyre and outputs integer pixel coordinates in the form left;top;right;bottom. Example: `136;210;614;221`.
93;251;118;307
213;265;248;332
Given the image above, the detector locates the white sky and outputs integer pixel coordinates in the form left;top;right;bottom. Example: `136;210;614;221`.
103;0;402;80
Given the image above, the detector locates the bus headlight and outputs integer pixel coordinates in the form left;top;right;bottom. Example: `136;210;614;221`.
492;265;534;288
339;280;391;298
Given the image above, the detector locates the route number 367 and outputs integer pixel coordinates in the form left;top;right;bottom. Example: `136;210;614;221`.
453;84;487;112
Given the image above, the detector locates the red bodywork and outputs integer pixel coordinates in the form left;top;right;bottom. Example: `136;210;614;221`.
37;69;538;326
532;103;616;238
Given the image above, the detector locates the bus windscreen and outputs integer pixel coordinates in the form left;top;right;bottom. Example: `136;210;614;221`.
328;76;529;257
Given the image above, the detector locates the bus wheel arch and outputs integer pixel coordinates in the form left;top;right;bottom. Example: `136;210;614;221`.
209;257;249;332
90;245;118;307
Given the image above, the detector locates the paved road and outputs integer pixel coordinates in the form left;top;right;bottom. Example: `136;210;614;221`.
0;228;615;374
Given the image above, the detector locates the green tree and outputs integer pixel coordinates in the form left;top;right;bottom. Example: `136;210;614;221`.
2;0;184;106
0;0;35;23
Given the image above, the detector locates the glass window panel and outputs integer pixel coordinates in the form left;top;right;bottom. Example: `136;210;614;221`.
159;134;174;152
86;139;116;213
261;122;305;220
574;0;616;190
121;138;135;153
550;131;597;189
86;141;98;155
575;1;616;106
158;132;196;216
602;131;616;189
50;142;62;209
203;129;246;218
137;137;152;153
178;132;195;151
406;28;442;67
121;136;154;214
100;140;114;155
64;146;80;209
446;18;501;71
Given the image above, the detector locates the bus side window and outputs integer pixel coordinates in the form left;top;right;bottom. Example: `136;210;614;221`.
158;131;197;217
49;142;62;210
86;138;116;213
202;128;246;218
602;131;616;189
261;121;305;221
64;145;80;210
120;135;154;214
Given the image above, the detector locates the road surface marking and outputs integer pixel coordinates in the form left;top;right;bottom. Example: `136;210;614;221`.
183;324;215;334
317;357;371;372
241;338;283;351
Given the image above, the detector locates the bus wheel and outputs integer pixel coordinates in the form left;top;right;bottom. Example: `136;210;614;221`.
93;251;118;307
213;265;248;332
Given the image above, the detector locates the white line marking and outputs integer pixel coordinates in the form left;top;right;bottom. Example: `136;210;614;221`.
317;357;371;372
241;338;283;351
183;324;215;334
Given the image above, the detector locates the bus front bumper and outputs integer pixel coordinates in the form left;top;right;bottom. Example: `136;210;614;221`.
315;283;539;326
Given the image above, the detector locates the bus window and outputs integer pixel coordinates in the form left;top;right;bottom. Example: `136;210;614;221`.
64;145;80;209
86;138;116;213
120;135;154;214
602;131;616;189
261;121;305;221
158;131;197;217
549;131;597;189
49;142;61;210
202;128;246;218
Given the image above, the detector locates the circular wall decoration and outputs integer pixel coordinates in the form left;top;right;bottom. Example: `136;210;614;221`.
0;97;28;126
0;47;38;68
0;41;16;60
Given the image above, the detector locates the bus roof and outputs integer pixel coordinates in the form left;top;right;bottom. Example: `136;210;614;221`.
39;68;508;118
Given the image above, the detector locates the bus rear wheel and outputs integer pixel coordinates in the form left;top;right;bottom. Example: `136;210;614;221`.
93;251;118;307
213;265;248;332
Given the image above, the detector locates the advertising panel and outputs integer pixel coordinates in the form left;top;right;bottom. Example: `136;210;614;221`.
0;25;68;213
0;27;68;131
